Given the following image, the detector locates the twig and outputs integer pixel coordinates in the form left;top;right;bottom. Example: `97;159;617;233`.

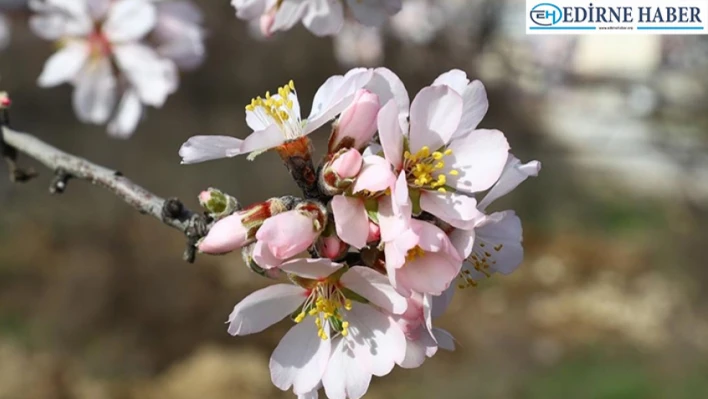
1;126;213;263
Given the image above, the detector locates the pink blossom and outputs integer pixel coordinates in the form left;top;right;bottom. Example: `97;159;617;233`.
366;221;380;243
331;148;362;179
385;219;462;297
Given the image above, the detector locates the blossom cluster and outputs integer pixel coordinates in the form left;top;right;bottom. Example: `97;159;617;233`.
232;0;402;37
181;67;540;399
31;0;205;137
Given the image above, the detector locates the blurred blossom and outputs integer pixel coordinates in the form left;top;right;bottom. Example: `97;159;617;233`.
0;13;8;50
31;0;205;138
390;0;445;45
232;0;402;37
333;20;383;67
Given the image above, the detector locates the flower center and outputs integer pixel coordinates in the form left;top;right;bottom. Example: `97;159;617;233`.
88;26;112;60
403;146;458;193
405;245;425;262
294;280;352;340
458;241;503;288
245;80;302;140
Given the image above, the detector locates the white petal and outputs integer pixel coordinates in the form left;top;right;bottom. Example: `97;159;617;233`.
228;284;306;336
272;0;308;33
409;85;462;153
72;57;117;125
377;99;404;170
270;321;331;394
432;69;469;95
449;228;475;259
455;80;489;137
432;327;456;351
431;285;455;320
476;211;524;275
340;266;407;314
88;0;111;19
107;90;142;138
113;43;178;107
37;41;90;87
179;135;243;164
279;258;343;280
240;124;287;156
297;386;320;399
331;196;369;249
306;68;374;133
30;14;69;41
446;129;510;194
103;0;157;42
233;0;268;20
302;0;344;36
478;156;541;211
347;303;406;376
322;338;372;399
419;190;484;230
368;67;409;132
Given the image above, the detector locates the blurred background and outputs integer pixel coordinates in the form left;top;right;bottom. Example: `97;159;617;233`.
1;0;708;398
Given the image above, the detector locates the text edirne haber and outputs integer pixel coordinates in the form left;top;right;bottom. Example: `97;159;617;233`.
560;4;703;24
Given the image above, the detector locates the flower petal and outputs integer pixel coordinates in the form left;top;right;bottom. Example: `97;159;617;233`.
253;240;284;269
270;321;331;395
368;67;409;131
351;155;395;194
331;196;369;249
475;211;524;275
256;210;319;260
322;338;372;399
347;303;406;376
38;41;89;87
478;156;541;211
279;258;343;280
341;266;407;314
432;69;469;95
179;135;243;164
408;85;462;153
345;0;401;27
107;89;142;138
306;68;374;133
113;43;178;107
72;57;117;125
419;190;484;230
449;228;475;259
228;284;306;336
272;0;309;33
377;99;404;170
445;129;510;194
302;0;344;36
103;0;157;42
240;124;287;156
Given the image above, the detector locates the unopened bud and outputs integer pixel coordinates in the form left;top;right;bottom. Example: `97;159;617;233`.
0;92;11;108
198;188;240;219
198;213;250;254
331;148;362;179
367;221;381;243
242;243;281;279
329;89;380;153
316;235;349;260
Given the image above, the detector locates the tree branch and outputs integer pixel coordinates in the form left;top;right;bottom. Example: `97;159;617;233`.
1;126;213;263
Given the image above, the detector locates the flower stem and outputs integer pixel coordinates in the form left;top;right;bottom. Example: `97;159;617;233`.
276;136;329;202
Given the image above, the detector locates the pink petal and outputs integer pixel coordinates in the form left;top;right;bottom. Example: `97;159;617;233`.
270;321;331;395
198;213;249;254
445;129;510;194
331;148;362;179
408;85;462;153
227;284;306;336
397;253;459;295
347;303;407;377
278;258;344;280
331;196;369;249
478;155;541;211
351;155;395;194
253;240;285;269
340;267;407;314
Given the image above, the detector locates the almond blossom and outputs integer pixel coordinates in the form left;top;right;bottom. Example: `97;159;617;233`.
179;68;374;164
228;258;408;399
232;0;403;37
31;0;204;137
374;69;510;230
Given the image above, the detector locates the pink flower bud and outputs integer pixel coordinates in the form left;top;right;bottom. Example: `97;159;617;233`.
330;89;380;152
331;148;362;179
255;210;321;261
317;235;349;260
198;190;212;205
367;221;381;243
198;213;249;254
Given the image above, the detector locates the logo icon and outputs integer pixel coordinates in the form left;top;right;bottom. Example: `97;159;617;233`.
530;3;563;26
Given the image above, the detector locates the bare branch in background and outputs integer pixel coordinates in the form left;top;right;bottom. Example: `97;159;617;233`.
1;125;213;263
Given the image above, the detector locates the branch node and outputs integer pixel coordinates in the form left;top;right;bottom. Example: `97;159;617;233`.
49;168;73;194
162;197;185;220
